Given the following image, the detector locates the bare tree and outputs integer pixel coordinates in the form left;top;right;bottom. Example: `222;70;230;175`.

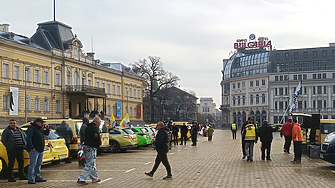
130;56;179;122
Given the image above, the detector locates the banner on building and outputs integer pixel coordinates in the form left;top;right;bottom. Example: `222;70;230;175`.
9;87;19;115
116;101;121;117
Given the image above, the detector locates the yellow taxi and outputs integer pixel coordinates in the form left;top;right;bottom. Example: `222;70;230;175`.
21;119;83;158
0;128;30;176
20;128;53;164
45;130;69;162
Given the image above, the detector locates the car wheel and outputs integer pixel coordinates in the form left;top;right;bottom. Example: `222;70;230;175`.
109;141;120;153
0;157;8;178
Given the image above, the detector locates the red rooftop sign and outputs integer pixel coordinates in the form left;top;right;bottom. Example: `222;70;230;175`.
234;35;271;49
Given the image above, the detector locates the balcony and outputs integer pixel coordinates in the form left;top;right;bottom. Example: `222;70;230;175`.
66;85;106;98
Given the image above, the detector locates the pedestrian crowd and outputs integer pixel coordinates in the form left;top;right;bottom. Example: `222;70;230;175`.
232;117;303;164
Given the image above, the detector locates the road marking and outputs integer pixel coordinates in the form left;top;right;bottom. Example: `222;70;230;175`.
125;168;136;173
144;162;152;165
98;177;112;184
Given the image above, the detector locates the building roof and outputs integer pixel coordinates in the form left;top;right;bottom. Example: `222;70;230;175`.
31;20;74;51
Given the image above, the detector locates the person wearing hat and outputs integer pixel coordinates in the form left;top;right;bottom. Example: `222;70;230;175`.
26;118;50;184
56;120;73;163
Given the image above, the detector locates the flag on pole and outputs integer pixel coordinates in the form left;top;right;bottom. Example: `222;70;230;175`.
108;113;116;128
120;113;130;128
288;80;302;115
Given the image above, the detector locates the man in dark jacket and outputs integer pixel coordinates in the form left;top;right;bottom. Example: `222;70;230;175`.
80;117;89;145
1;119;27;182
26;118;50;184
145;122;172;180
281;119;293;154
258;120;279;161
180;123;188;145
56;120;73;163
172;123;179;146
77;117;102;185
191;122;198;146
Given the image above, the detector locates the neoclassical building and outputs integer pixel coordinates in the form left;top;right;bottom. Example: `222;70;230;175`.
0;21;144;126
220;36;335;127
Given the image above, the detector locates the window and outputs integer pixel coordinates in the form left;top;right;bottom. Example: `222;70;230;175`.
293;75;297;80
318;100;322;108
107;84;111;94
35;97;40;111
232;83;235;89
130;107;133;117
56;100;61;113
279;88;283;95
318;73;321;79
96;81;100;88
242;96;245;105
25;96;31;111
333;85;335;94
67;74;71;85
129;88;132;97
138;89;140;98
250;95;253;104
256;80;259;86
324;86;327;94
82;77;86;85
276;54;280;60
317;86;322;94
262;94;266;103
303;74;307;80
14;65;20;79
275;76;278;81
322;50;327;57
313;74;316;79
294;52;298;59
117;86;121;95
313;86;316;94
2;64;9;78
262;79;265;86
237;83;240;89
279;101;283;109
323;73;326;79
242;82;245;88
313;51;317;58
256;94;259;104
303;52;308;58
113;85;116;94
134;89;136;98
313;100;316;108
43;71;49;84
88;80;91;86
275;88;278;95
285;87;288;95
298;75;302;80
55;73;60;86
125;87;128;96
237;96;240;105
34;69;40;83
285;53;289;59
250;81;253;87
324;100;327;108
44;97;49;112
232;97;235;106
275;102;278;109
284;75;288;81
280;76;283;81
25;67;31;81
3;95;9;109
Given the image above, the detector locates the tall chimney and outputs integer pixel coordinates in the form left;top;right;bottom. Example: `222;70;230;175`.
0;23;10;32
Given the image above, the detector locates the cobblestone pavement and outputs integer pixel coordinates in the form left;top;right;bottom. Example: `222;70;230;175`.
1;129;335;188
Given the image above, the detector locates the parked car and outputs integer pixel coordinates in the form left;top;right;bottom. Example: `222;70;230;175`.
108;127;138;153
320;132;335;164
143;126;156;141
131;127;152;146
45;130;69;163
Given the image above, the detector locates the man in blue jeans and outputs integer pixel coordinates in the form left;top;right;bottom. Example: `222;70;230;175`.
77;117;102;185
26;118;50;184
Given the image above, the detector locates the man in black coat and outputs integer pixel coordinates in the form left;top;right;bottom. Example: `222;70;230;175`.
56;121;73;163
180;123;188;145
145;122;172;180
258;120;279;161
190;122;198;146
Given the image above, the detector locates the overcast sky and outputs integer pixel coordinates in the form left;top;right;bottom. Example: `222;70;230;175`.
1;0;335;108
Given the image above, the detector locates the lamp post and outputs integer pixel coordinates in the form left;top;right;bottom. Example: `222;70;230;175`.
24;68;28;123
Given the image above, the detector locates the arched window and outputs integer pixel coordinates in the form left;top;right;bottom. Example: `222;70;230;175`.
262;94;266;103
250;95;254;104
256;94;259;104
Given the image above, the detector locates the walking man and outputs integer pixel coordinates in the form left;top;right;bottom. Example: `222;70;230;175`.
281;118;293;154
191;122;198;146
26;118;50;184
291;119;303;164
242;121;258;162
77;117;102;185
145;122;172;180
231;122;237;139
207;125;214;141
180;123;188;145
258;120;278;161
1;119;27;182
172;123;179;146
56;121;73;163
241;117;253;159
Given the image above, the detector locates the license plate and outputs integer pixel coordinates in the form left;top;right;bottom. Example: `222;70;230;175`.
103;137;108;141
320;153;323;159
59;154;66;159
132;138;137;141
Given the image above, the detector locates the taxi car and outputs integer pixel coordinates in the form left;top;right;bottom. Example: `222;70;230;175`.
0;129;30;177
131;126;152;146
108;127;138;152
95;120;110;153
45;130;69;162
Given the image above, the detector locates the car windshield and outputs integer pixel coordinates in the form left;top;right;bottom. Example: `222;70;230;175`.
325;133;335;142
321;123;335;134
123;129;134;135
45;131;62;140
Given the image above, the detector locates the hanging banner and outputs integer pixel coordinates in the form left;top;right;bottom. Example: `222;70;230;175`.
137;104;141;118
9;87;19;115
116;101;121;117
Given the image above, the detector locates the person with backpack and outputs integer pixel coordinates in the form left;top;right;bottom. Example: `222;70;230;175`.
242;121;258;162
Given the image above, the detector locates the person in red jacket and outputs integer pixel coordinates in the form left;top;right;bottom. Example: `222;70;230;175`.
281;119;293;154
